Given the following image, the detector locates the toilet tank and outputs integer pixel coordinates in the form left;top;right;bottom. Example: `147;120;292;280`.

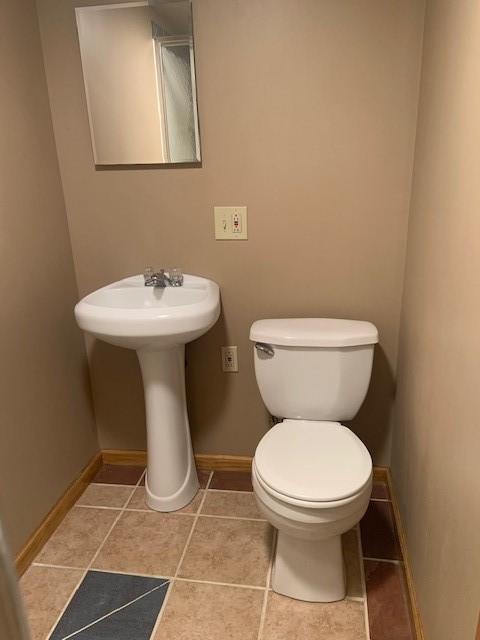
250;319;378;421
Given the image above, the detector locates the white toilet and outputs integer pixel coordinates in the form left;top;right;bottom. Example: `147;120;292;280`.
250;318;379;603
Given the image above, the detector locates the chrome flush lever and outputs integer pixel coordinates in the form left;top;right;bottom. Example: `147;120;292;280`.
255;342;274;357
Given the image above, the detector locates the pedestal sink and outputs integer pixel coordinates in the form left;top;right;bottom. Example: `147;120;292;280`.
75;274;220;511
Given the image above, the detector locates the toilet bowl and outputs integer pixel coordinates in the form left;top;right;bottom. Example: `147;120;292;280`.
250;318;378;602
253;419;372;601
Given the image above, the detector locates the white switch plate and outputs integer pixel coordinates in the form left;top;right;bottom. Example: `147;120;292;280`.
221;346;238;372
214;206;248;240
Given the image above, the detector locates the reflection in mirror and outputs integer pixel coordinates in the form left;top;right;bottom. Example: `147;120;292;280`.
75;1;201;165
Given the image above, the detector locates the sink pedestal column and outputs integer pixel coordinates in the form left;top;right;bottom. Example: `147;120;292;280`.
137;346;199;511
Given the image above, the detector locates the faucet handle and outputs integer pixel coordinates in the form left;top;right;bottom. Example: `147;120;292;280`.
169;268;184;287
144;266;154;282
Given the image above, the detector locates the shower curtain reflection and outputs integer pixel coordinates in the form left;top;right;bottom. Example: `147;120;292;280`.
155;38;200;162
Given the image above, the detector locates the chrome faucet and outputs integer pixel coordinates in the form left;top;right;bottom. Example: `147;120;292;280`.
144;267;183;288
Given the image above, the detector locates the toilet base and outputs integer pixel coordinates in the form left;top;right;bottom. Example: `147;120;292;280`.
272;532;345;602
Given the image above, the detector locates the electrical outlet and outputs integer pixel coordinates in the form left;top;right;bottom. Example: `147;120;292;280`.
214;207;248;240
221;346;238;372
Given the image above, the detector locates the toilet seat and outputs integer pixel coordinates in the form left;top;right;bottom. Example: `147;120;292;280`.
254;420;372;505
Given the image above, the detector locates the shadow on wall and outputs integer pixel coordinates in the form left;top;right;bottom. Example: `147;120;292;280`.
186;314;230;441
88;311;262;453
81;358;97;425
186;310;272;455
89;340;146;450
346;345;395;464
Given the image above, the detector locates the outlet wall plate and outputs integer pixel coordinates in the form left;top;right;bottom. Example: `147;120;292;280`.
221;346;238;372
214;206;248;240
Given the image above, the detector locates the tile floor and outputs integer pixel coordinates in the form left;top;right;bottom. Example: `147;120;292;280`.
20;466;415;640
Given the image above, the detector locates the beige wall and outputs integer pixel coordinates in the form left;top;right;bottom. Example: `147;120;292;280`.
392;1;480;638
0;0;98;554
36;0;425;464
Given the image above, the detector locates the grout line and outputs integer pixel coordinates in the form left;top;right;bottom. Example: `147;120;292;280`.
59;580;169;640
43;568;89;640
32;560;370;599
256;529;277;640
174;576;265;591
77;507;267;523
31;563;82;571
86;482;142;489
356;524;371;640
30;563;268;592
48;566;173;580
43;473;144;639
77;506;266;524
121;508;266;523
76;505;131;511
149;473;226;639
147;581;174;640
148;473;244;640
198;513;267;522
204;471;214;490
173;484;210;579
363;556;402;565
370;498;391;503
206;488;253;495
122;508;195;516
86;470;146;568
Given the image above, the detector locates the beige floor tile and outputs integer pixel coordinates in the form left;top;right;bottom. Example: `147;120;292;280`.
76;483;133;508
153;580;264;640
178;517;272;586
262;592;366;640
35;507;119;568
92;510;193;576
343;528;363;598
127;487;203;513
201;490;263;519
20;566;83;640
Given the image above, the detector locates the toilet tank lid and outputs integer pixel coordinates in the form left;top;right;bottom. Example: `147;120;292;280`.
250;318;378;347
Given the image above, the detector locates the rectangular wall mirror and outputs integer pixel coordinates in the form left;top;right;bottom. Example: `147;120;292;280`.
75;0;201;165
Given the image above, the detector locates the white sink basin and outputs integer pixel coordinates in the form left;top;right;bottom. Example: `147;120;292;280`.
75;273;220;512
75;274;220;349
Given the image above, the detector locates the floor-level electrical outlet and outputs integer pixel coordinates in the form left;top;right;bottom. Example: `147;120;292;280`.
221;346;239;372
214;207;248;240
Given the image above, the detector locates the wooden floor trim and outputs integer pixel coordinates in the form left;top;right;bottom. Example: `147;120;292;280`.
102;450;394;476
194;453;252;471
101;449;252;471
386;468;425;640
15;452;102;577
372;465;389;482
102;449;147;466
